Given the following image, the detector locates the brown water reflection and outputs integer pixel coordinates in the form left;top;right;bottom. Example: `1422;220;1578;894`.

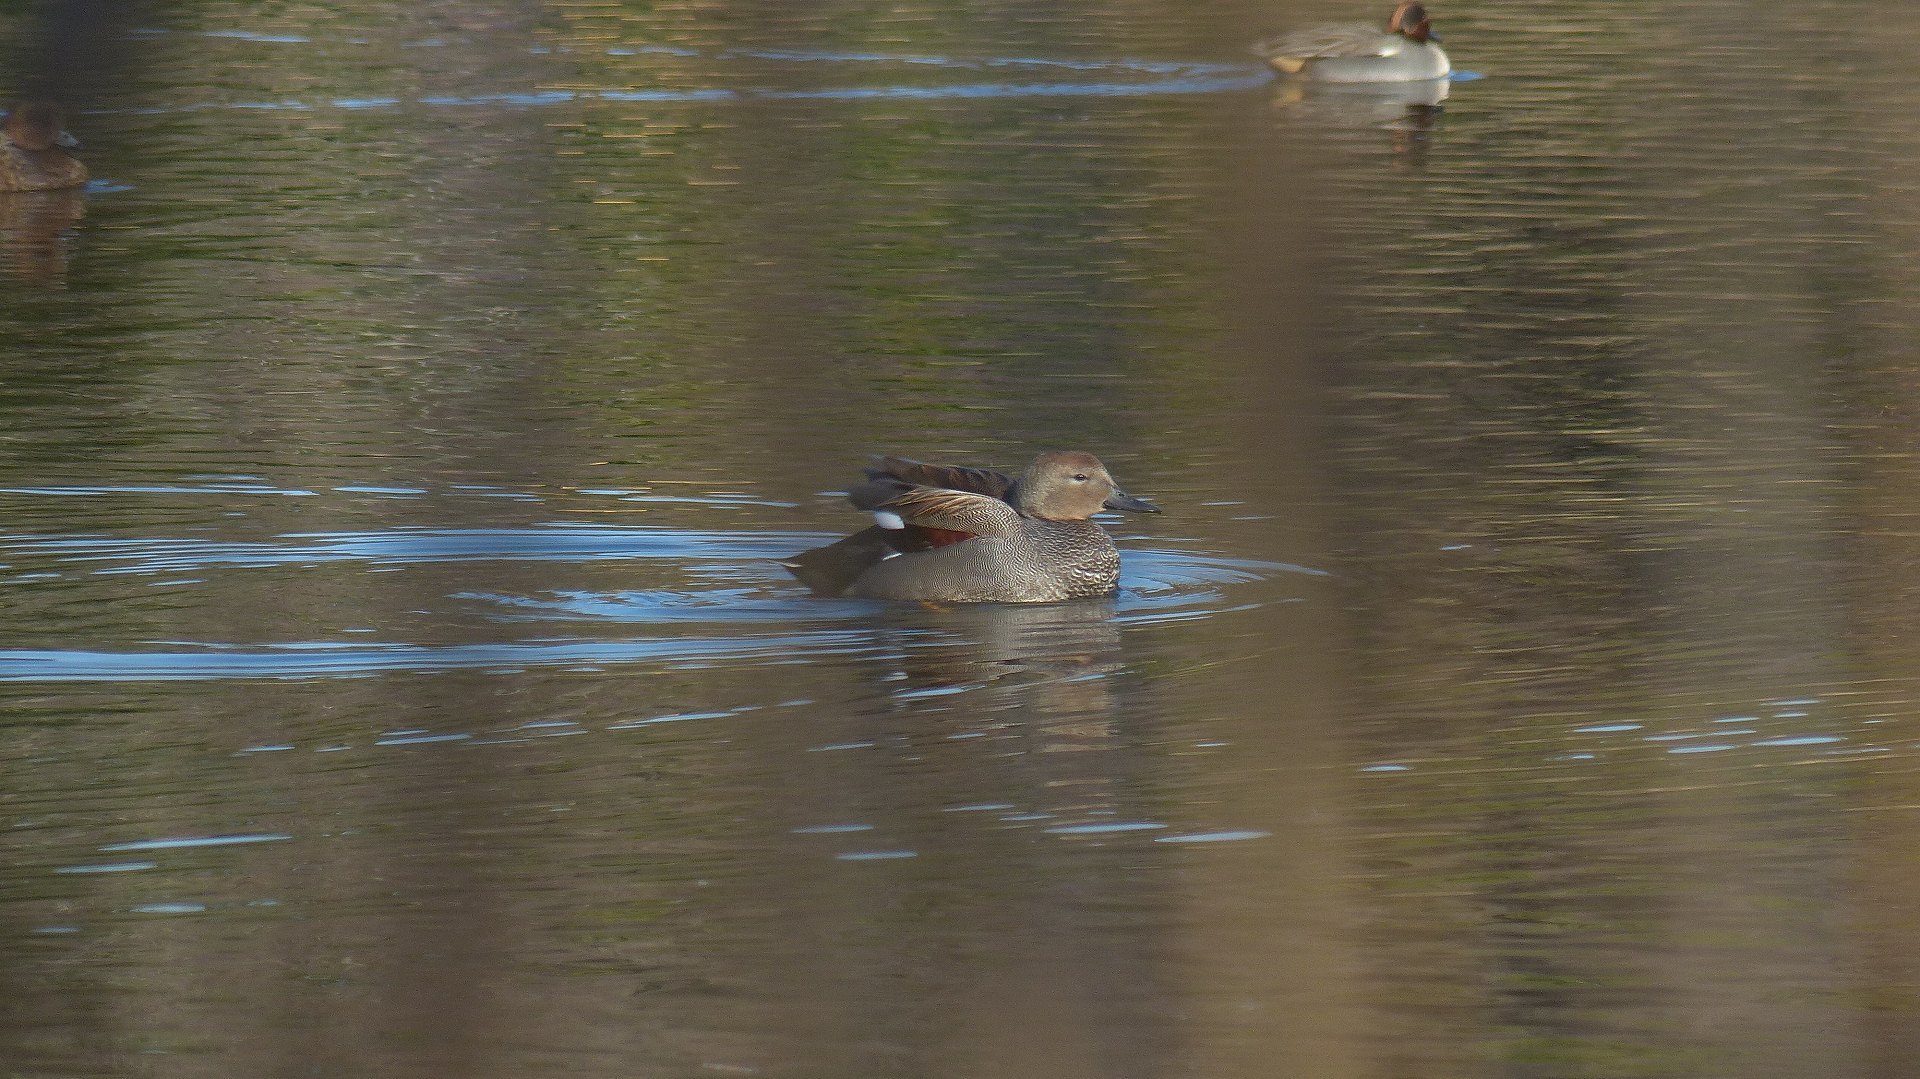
0;189;86;284
7;0;1920;1076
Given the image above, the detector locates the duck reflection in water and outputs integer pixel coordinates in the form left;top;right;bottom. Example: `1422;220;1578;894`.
864;599;1136;818
1255;0;1452;164
783;451;1160;604
785;453;1164;818
1;102;89;283
0;189;86;283
1270;76;1448;165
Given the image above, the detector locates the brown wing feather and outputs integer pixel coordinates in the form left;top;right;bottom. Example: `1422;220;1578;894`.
1254;23;1396;60
868;456;1017;501
877;486;1023;539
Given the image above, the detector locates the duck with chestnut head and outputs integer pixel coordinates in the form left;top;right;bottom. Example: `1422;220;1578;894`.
1255;2;1451;83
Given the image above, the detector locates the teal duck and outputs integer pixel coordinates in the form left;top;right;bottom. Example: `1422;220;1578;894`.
1255;1;1451;83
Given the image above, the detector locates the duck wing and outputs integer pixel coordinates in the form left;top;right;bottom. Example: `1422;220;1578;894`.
1254;23;1402;61
863;456;1016;501
873;486;1023;542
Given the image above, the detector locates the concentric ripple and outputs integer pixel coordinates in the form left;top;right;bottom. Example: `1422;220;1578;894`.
0;512;1310;681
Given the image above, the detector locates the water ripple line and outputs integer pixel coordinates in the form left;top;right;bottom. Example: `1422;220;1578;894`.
90;43;1267;115
0;631;877;682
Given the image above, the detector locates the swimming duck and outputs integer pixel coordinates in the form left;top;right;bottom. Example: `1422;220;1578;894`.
1254;2;1451;83
782;451;1160;603
1;102;89;192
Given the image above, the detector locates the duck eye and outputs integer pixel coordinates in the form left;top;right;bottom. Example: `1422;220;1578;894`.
1072;473;1089;482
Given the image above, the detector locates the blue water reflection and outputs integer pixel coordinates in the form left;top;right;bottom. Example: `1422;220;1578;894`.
0;520;1294;679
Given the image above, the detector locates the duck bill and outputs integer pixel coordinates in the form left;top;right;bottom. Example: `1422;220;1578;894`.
1103;490;1161;514
55;130;80;149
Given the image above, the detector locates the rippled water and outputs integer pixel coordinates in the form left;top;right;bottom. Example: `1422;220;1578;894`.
7;0;1920;1076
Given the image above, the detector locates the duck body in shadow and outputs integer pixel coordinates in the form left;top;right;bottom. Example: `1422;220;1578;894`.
2;102;89;192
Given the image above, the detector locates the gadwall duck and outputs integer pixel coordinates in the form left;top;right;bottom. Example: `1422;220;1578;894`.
1;102;88;192
1255;2;1451;83
783;451;1160;603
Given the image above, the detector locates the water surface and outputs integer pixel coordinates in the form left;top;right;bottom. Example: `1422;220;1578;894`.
6;1;1920;1077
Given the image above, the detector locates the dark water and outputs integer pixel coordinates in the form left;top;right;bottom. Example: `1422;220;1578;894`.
7;1;1920;1076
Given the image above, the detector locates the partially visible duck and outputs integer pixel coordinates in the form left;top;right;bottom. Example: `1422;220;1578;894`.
1;102;89;192
1255;2;1451;83
782;451;1160;603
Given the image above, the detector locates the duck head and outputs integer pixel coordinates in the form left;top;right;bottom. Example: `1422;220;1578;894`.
1015;451;1160;521
1387;1;1438;42
4;102;78;152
